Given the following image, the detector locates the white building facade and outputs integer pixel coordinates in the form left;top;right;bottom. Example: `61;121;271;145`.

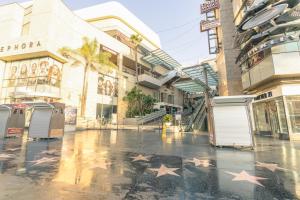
0;0;184;126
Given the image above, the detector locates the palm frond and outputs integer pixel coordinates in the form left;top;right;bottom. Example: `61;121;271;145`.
130;34;143;47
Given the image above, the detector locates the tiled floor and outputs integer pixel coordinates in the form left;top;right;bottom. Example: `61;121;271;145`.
0;130;299;200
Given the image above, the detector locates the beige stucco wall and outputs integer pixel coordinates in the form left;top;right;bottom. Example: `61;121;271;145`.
216;1;243;96
0;3;24;40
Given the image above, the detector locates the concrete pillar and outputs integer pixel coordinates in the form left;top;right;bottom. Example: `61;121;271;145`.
216;1;243;96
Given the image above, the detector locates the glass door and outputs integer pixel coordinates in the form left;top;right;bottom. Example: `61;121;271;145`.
268;101;280;138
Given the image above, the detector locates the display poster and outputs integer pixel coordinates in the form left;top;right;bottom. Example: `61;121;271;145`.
4;57;63;88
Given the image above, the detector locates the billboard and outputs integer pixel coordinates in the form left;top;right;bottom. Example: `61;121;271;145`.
97;73;118;97
4;57;63;88
200;19;221;32
201;0;220;14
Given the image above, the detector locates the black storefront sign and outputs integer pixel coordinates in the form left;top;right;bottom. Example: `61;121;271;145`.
255;92;273;101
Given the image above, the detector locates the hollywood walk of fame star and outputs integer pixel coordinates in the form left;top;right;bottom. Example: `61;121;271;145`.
89;160;111;170
28;157;58;166
5;148;21;152
149;164;180;177
0;153;14;160
256;161;286;172
131;154;151;162
40;150;60;155
225;170;267;187
186;158;212;168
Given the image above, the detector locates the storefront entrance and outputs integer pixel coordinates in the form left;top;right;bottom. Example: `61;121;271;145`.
253;97;289;140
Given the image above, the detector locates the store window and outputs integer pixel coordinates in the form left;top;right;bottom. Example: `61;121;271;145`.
286;96;300;134
96;103;117;124
253;97;288;137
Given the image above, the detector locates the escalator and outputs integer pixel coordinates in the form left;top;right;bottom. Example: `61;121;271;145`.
137;109;167;125
138;70;178;89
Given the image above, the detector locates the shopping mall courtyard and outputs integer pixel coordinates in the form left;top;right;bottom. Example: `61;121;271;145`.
0;130;299;200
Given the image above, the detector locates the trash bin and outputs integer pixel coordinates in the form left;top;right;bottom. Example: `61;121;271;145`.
28;103;65;139
0;104;26;138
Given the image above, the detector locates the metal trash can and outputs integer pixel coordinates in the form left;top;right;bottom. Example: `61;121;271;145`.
28;103;65;139
0;104;26;138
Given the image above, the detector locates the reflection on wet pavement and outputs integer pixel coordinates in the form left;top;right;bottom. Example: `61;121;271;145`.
0;130;299;200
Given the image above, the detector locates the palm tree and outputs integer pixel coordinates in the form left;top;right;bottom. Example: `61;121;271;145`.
130;34;143;86
60;37;116;117
130;34;143;118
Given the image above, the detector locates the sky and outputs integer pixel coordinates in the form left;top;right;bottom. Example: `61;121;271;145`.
0;0;213;66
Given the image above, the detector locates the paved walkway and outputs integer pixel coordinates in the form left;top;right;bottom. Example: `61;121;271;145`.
0;130;299;199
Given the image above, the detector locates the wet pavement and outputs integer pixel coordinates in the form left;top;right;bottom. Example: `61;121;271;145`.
0;130;300;200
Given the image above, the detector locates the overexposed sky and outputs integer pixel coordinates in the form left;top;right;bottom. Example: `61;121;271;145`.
0;0;213;66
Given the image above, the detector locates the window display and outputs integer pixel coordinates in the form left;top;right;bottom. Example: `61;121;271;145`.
253;97;288;138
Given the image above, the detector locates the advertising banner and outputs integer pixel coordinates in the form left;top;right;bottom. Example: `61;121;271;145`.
200;19;221;32
201;0;220;14
65;107;77;125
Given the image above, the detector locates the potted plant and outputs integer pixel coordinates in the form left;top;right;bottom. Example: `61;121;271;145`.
163;114;173;127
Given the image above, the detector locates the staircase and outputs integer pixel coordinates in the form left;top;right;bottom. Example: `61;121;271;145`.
137;109;166;125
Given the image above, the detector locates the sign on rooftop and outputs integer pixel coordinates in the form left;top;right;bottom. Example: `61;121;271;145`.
200;0;220;14
200;19;221;32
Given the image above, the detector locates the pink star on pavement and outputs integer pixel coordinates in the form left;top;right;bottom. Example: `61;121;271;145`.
131;154;151;162
89;160;111;170
256;162;286;172
6;148;21;152
0;154;14;160
225;170;267;187
40;150;60;155
187;158;212;167
149;164;180;177
28;157;58;166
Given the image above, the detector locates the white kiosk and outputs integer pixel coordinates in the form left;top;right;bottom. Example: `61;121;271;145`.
211;96;255;147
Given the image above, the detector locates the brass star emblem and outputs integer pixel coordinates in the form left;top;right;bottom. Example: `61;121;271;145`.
28;157;58;166
187;158;212;167
131;154;151;162
256;162;286;172
225;170;267;187
149;164;180;177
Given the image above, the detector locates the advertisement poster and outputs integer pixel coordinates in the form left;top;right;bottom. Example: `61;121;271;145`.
4;57;62;88
97;73;118;97
65;106;77;125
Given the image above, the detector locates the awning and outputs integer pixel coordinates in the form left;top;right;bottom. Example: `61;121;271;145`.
174;80;206;94
181;63;218;87
174;63;218;94
142;49;181;70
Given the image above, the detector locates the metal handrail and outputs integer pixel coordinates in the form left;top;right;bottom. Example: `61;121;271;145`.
138;109;166;124
185;99;206;131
